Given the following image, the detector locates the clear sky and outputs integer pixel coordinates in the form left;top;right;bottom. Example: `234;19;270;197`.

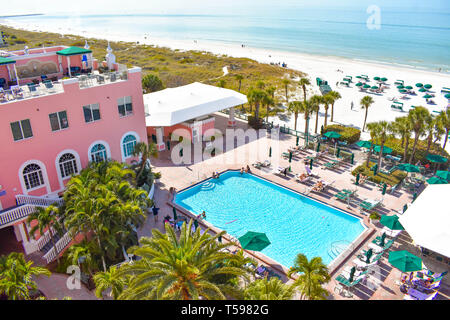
2;0;449;16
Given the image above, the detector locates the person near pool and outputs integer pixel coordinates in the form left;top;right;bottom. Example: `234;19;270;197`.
152;206;160;222
246;165;251;173
197;211;207;220
240;167;244;175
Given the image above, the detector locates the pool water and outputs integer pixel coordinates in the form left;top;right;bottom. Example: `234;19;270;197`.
175;171;365;268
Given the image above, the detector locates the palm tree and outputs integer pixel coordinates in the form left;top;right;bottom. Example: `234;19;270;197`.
437;109;450;150
360;96;374;132
310;95;323;133
67;240;98;277
244;277;294;300
327;91;342;123
217;79;226;88
392;116;412;162
301;99;316;146
287;253;330;300
367;121;392;168
256;80;265;90
423;115;441;155
281;79;290;103
247;88;267;120
408;106;430;163
94;266;127;300
298;77;310;102
234;74;243;92
322;94;334;127
0;252;51;300
288;101;303;131
264;86;276;123
27;205;62;265
365;122;379;168
116;220;251;300
132;142;158;183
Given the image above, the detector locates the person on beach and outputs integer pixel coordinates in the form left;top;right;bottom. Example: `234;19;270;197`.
351;101;354;110
152;206;160;222
246;165;251;173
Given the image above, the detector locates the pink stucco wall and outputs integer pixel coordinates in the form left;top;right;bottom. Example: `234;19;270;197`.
146;118;216;142
0;68;147;209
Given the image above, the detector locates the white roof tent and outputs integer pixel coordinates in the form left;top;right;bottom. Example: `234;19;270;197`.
399;184;450;258
144;82;247;127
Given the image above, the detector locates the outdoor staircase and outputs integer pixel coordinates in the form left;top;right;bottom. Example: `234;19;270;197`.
200;181;216;191
328;240;354;260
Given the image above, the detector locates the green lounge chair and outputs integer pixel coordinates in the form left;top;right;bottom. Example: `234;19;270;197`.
282;152;290;158
335;275;362;290
334;192;349;201
359;199;381;211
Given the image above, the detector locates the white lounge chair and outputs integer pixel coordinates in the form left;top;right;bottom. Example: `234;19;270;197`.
295;173;311;183
272;166;286;175
381;227;402;238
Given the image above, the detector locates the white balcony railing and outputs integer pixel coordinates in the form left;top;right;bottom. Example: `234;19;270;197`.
43;231;73;264
16;194;64;207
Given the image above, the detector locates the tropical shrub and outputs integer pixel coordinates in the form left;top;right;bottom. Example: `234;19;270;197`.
352;163;407;185
323;124;361;144
248;115;264;129
142;73;165;93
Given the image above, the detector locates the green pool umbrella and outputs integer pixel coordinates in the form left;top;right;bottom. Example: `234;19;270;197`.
388;251;423;273
296;135;300;146
194;219;199;229
397;163;420;173
379;232;386;247
365;249;373;263
418;88;427;92
381;183;387;195
403;204;408;213
351;153;355;164
397;85;404;89
426;154;448;163
381;77;388;82
405;86;413;90
374;76;380;81
269;146;272;158
445;93;450;99
380;215;404;230
356;140;372;149
426;176;448;184
423;94;433;99
363;84;371;89
336;147;341;158
348;266;356;283
316;142;321;152
399;89;408;93
371;86;379;90
356;76;362;79
172;207;178;220
356;82;363;87
238;231;271;251
412;192;417;202
180;148;183;157
372;163;378;176
323;131;341;139
436;170;450;181
289;151;293;163
373;145;392;154
415;83;423;87
424;84;432;89
355;173;360;185
310;159;314;170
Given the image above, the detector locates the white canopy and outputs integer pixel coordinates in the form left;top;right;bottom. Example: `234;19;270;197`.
144;82;247;127
399;184;450;258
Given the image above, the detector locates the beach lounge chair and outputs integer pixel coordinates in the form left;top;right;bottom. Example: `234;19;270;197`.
359;198;382;212
262;159;271;167
394;80;404;85
368;239;394;253
305;166;316;176
441;87;450;94
282;152;290;159
381;227;402;238
295;173;311;183
353;254;382;269
335;275;362;297
252;161;263;169
272;166;287;176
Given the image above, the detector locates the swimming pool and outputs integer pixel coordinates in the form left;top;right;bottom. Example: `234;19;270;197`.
175;171;366;268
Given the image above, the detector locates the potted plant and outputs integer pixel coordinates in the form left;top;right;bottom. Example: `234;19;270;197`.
154;172;162;183
369;212;381;225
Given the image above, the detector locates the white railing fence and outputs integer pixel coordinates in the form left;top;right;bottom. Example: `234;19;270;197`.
15;194;64;207
0;204;36;227
43;231;73;264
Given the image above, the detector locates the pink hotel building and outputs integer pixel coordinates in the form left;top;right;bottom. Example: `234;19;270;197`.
0;44;147;256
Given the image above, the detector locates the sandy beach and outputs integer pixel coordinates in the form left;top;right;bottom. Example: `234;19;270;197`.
3;20;450;151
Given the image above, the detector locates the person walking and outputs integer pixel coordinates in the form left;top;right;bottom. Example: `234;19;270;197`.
152;206;160;222
351;101;354;110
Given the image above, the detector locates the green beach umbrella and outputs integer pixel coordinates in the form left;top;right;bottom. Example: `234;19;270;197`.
336;147;341;158
356;76;362;79
381;77;388;82
426;154;448;163
397;163;420;173
382;183;387;195
348;266;356;283
180;148;183;157
355;173;360;185
296;135;300;146
356;82;363;87
412;192;417;202
380;215;404;230
269;147;272;158
424;84;432;89
374;76;380;81
363;84;371;89
365;248;373;264
289;151;293;163
415;83;423;88
310;159;313;170
351;153;355;164
374;145;392;154
388;251;423;273
316;142;321;152
238;231;271;251
397;85;404;89
405;86;413;90
423;94;433;99
403;204;408;213
426;176;448;184
436;170;450;181
356;140;372;149
323;131;341;139
379;232;386;247
445;93;450;99
418;88;427;92
371;86;379;90
172;207;178;220
399;89;408;93
372;163;378;176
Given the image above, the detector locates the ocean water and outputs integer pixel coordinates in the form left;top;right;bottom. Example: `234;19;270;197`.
2;5;450;72
175;171;365;268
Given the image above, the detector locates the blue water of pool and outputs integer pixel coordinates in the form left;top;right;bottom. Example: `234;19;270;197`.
175;171;365;268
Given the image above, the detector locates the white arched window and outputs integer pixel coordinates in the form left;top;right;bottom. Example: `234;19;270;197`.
23;164;44;190
122;134;137;158
90;144;107;163
59;153;79;178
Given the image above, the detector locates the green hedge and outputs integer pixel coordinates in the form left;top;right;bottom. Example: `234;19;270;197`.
323;124;361;144
351;163;407;186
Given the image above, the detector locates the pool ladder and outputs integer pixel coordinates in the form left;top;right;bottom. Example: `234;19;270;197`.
328;240;354;260
200;181;216;191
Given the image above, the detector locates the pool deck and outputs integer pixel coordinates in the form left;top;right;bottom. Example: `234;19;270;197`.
139;113;450;300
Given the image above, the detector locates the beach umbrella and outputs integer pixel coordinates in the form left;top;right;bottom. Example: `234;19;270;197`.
423;94;433;99
405;86;413;90
310;159;313;170
426;176;448;184
238;231;271;251
336;147;341;158
374;76;380;81
371;86;378;90
172;207;178;220
415;83;423;88
316;142;321;152
288;152;293;172
381;183;387;195
388;251;423;273
296;135;300;146
426;154;448;164
363;84;371;89
351;153;355;164
355;82;363;87
399;89;408;93
348;266;356;283
372;163;378;175
424;84;432;89
355;173;360;185
418;88;427;92
445;93;450;99
365;249;373;263
356;76;362;79
269;146;272;158
397;85;404;89
412;192;417;202
180;148;183;157
436;170;450;181
379;232;386;247
323;131;341;139
397;163;420;173
403;204;408;213
381;77;388;82
373;145;392;154
356;140;372;149
380;215;404;230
